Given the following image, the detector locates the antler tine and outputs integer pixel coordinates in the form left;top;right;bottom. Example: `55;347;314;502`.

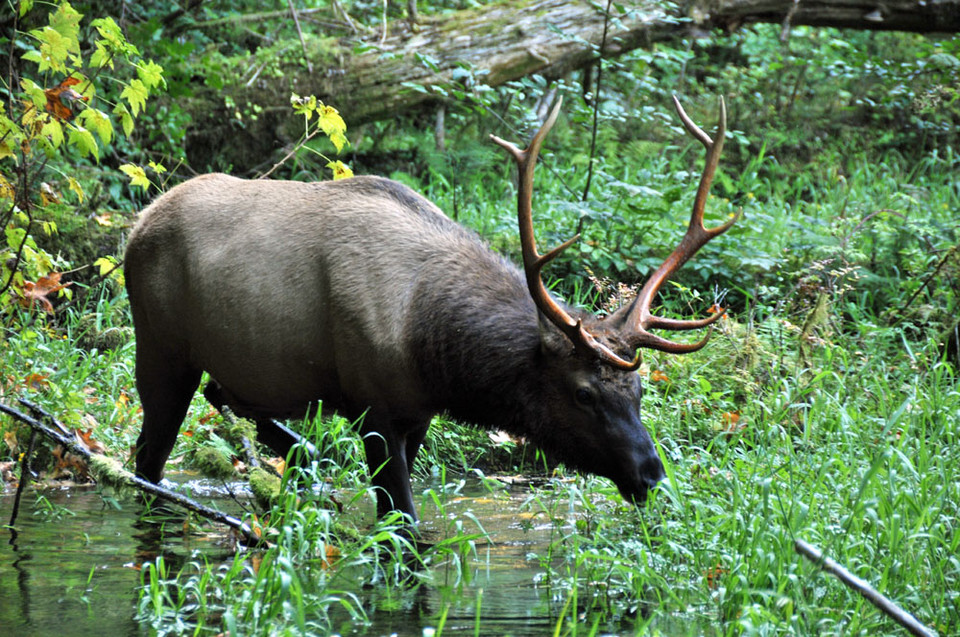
624;96;741;355
491;98;640;371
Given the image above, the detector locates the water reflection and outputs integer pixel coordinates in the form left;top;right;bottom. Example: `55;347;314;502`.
0;476;629;636
0;482;235;637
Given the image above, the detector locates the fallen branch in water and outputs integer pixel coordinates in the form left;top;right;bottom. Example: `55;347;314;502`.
795;539;937;637
1;399;267;548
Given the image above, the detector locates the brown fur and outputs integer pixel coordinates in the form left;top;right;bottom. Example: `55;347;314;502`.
126;173;665;521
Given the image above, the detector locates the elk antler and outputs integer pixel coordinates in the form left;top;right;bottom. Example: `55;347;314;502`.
620;96;741;354
490;98;641;370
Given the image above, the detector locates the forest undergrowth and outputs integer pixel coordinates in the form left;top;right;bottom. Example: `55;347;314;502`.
2;3;959;635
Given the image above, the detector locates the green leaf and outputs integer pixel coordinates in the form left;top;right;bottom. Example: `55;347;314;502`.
94;256;118;276
113;102;134;137
291;93;317;119
79;108;113;146
120;79;149;117
68;125;99;161
20;78;47;110
19;0;34;17
49;1;82;53
136;60;165;90
119;164;150;190
28;26;70;73
90;42;113;70
41;119;64;149
90;16;124;46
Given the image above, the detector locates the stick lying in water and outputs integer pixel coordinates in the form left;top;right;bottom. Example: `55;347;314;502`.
794;539;937;637
0;399;266;547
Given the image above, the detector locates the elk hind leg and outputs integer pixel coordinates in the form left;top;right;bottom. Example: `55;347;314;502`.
134;347;202;483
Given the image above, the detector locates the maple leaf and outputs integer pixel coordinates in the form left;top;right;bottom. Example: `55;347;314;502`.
120;79;148;117
19;271;71;313
120;163;150;189
318;104;348;152
327;160;353;181
68;125;99;160
43;76;88;121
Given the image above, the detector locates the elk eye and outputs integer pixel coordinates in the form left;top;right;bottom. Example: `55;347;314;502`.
575;388;595;407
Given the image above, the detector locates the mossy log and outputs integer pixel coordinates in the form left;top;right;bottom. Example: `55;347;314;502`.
184;0;960;171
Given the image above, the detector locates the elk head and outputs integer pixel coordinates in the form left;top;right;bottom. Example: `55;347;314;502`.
490;96;738;503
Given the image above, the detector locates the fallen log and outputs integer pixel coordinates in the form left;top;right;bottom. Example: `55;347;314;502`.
0;399;267;547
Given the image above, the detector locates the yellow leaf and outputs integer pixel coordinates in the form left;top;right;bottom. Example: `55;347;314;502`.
119;163;150;189
67;176;84;203
327;160;353;181
318;104;348;152
0;173;13;200
94;257;116;276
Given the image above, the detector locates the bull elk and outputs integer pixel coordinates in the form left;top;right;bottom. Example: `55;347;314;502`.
126;96;738;522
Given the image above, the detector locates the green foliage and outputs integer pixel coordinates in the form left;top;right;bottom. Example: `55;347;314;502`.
1;0;166;325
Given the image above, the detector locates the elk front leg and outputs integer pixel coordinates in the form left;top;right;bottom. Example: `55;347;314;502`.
361;419;421;523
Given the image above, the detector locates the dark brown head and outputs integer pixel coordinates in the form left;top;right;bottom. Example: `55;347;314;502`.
526;313;664;503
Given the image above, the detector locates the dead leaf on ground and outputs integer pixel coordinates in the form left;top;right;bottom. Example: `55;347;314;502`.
76;426;106;454
3;430;18;454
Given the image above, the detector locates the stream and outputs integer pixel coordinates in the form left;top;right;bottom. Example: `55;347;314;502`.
0;475;595;636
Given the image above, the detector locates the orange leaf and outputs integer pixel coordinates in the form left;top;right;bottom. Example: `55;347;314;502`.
650;370;670;383
76;427;106;454
721;411;740;425
704;564;727;590
20;272;71;313
321;544;341;569
23;372;50;391
719;411;745;433
265;457;286;476
44;77;88;121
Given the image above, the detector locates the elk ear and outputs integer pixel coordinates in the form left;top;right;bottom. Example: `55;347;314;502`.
603;297;638;331
537;312;572;355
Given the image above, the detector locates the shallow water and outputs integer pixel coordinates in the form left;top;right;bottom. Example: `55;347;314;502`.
0;483;230;637
0;475;656;636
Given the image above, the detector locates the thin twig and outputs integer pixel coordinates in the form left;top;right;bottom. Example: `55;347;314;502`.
0;401;268;547
795;539;938;637
891;243;959;324
8;430;37;528
257;127;323;179
379;0;389;46
581;0;613;202
287;0;313;73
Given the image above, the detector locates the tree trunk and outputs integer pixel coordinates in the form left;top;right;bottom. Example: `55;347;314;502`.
184;0;959;171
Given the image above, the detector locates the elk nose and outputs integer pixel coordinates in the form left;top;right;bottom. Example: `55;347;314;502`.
642;454;667;489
